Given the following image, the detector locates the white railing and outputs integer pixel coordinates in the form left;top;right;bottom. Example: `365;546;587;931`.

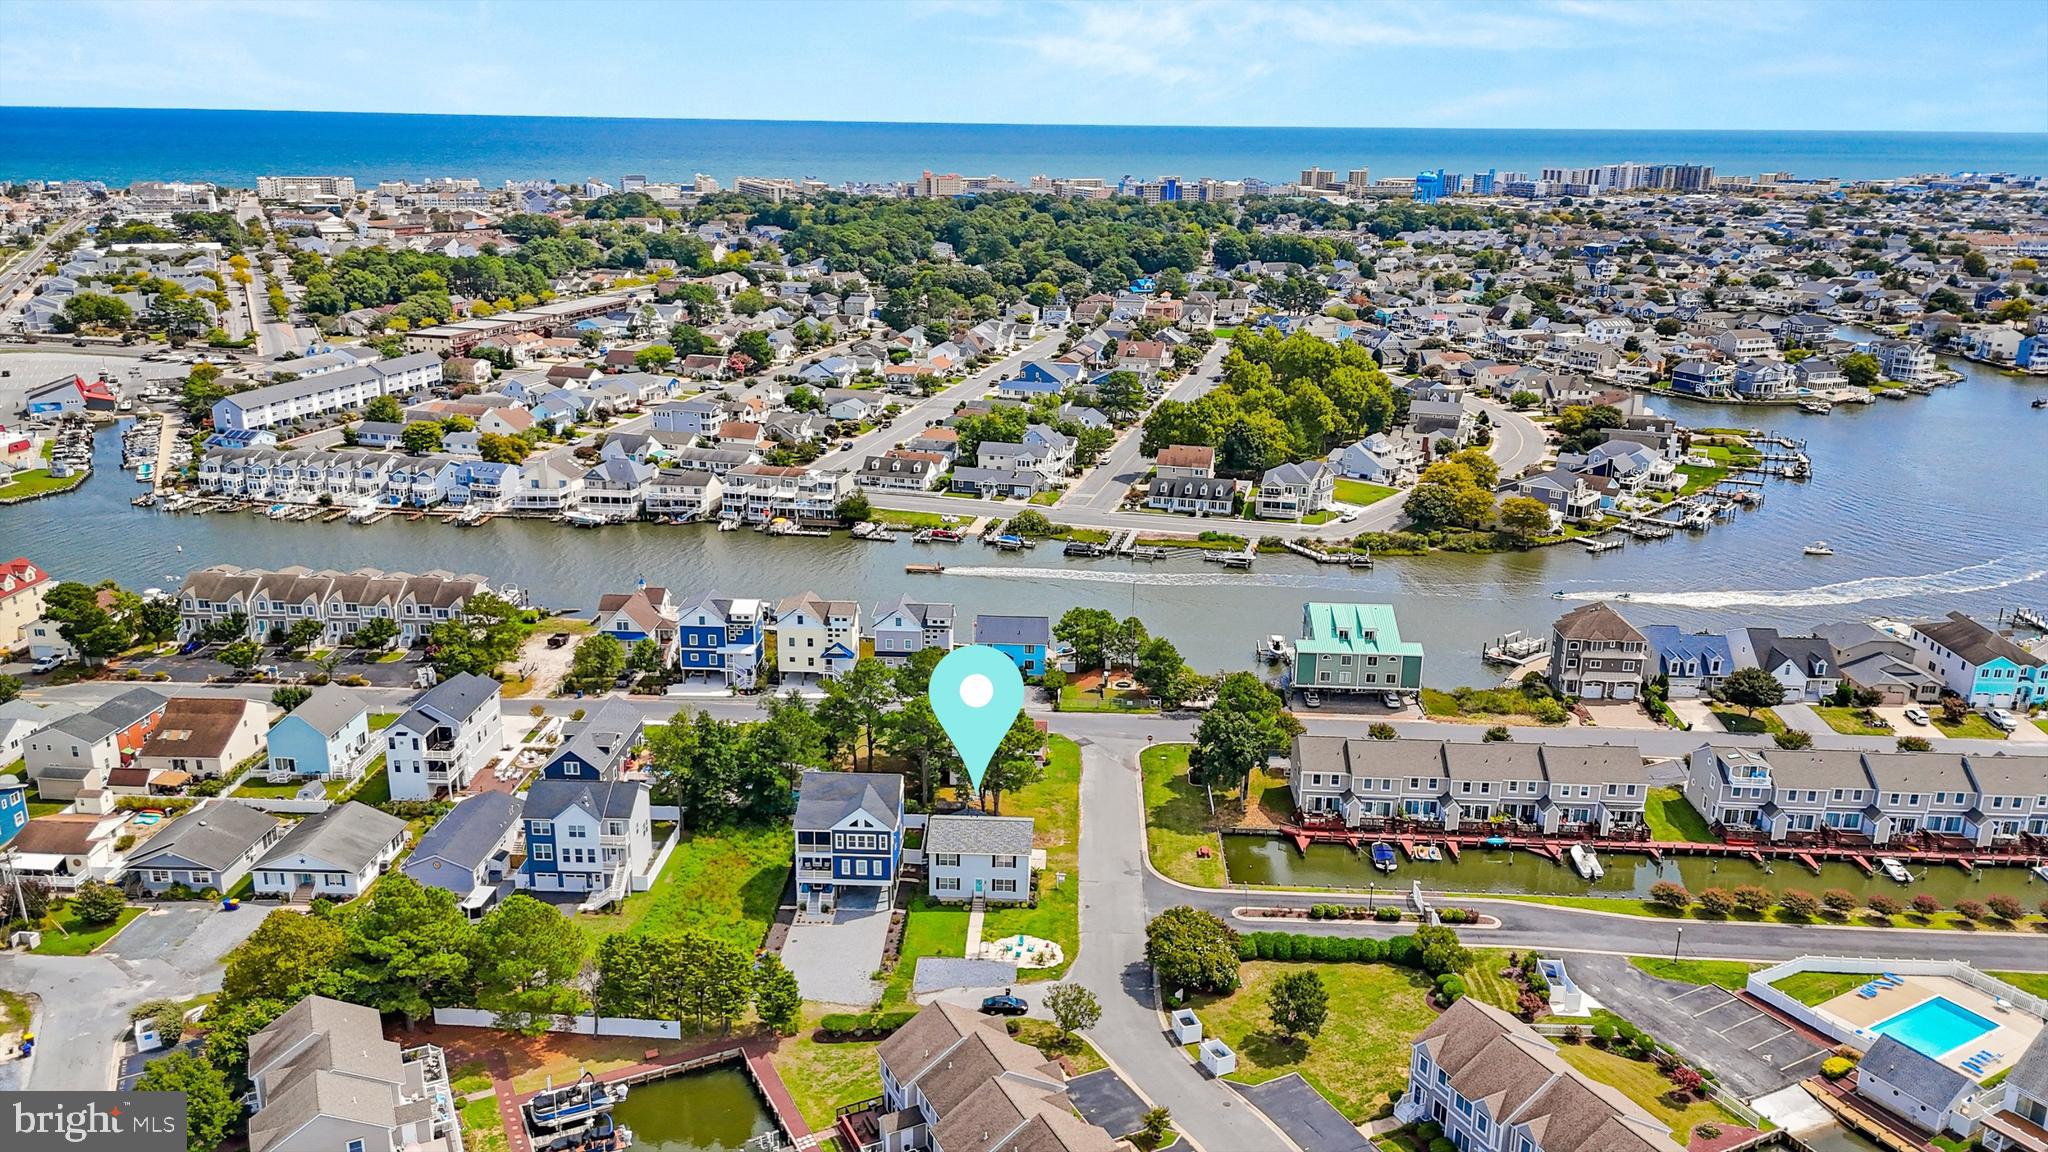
1745;955;2048;1052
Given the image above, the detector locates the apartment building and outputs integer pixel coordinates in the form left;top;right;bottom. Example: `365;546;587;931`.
1290;602;1426;696
1288;737;1650;835
212;353;441;432
1684;745;2048;845
1906;612;2046;709
176;565;490;646
1549;601;1649;700
723;464;853;524
1396;998;1683;1152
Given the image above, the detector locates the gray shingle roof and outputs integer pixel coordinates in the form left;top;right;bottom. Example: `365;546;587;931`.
130;800;280;871
397;672;499;733
1859;1034;1972;1109
407;791;522;871
795;770;902;831
281;685;368;738
973;614;1050;647
257;801;406;872
523;777;646;822
925;814;1035;856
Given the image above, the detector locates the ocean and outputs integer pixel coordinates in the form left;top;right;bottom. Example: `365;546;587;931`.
3;106;2044;188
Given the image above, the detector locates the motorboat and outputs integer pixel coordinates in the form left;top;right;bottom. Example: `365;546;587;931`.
564;510;609;528
2032;863;2048;883
1568;843;1604;881
1879;857;1911;884
717;518;740;531
1804;541;1835;556
1371;841;1398;873
345;504;379;523
266;503;291;519
1261;635;1288;663
1614;592;1633;601
524;1073;627;1134
1798;399;1833;415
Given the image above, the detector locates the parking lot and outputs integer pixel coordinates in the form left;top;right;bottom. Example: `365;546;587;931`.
1567;954;1828;1097
112;642;432;689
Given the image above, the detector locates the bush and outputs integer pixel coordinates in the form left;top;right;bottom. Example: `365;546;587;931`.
1416;1123;1443;1143
1773;730;1814;750
1649;881;1692;911
1631;1033;1659;1060
1954;899;1986;922
1986;895;2026;921
1369;722;1397;740
1896;735;1933;752
1696;887;1736;916
1866;894;1902;918
1821;889;1860;917
1732;885;1773;914
1821;1056;1855;1080
1776;889;1821;920
1482;725;1512;743
1561;1024;1584;1044
69;879;128;926
1375;906;1402;922
816;1010;917;1038
1383;935;1417;968
1592;1021;1617;1046
1910;893;1942;918
1435;974;1467;1005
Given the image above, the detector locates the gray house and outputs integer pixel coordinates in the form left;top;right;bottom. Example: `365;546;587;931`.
251;801;408;900
869;596;954;664
925;814;1036;905
401;791;523;915
1856;1034;1975;1136
126;800;284;894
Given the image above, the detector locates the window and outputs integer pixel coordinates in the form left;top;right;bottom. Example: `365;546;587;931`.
530;820;553;837
533;845;554;861
936;877;960;891
348;1141;366;1152
994;855;1019;870
935;853;960;867
992;879;1018;893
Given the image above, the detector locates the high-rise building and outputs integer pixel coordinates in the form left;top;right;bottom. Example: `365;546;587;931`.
692;174;721;193
1414;170;1448;204
1343;167;1372;194
1300;166;1337;191
919;170;967;197
621;174;647;191
255;175;356;201
1470;169;1498;196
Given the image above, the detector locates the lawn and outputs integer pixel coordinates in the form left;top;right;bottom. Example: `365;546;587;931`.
1711;708;1786;735
1990;972;2048;999
1420;687;1567;726
1932;713;2007;740
1188;961;1438;1122
2035;719;2048;737
235;776;319;799
1142;744;1227;888
459;1095;507;1152
1813;707;1892;737
577;822;789;953
1644;789;1715;843
31;906;145;956
1629;958;1763;990
0;467;87;500
0;988;31;1036
882;895;971;1007
771;1007;883;1129
1334;479;1399;506
1011;1019;1108;1076
980;734;1082;981
2;758;23;778
1768;970;1871;1006
1552;1039;1737;1141
1058;683;1158;714
1457;950;1532;1015
337;762;391;806
871;508;947;530
1674;465;1728;496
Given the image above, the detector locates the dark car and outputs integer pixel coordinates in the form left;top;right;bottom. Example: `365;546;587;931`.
547;632;571;649
979;991;1028;1017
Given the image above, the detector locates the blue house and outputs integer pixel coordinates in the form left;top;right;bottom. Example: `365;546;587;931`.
673;592;766;689
266;685;374;781
1642;626;1735;699
1016;361;1086;388
972;614;1054;677
793;770;904;914
517;776;654;906
0;779;27;849
543;699;644;780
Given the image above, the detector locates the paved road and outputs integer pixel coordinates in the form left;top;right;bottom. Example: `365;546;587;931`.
1063;339;1231;513
1;212;87;327
809;331;1069;473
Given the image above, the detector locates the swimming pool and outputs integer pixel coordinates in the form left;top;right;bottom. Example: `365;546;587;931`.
1868;996;1998;1059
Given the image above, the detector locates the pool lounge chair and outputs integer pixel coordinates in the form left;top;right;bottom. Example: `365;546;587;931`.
1881;973;1903;986
1859;986;1880;998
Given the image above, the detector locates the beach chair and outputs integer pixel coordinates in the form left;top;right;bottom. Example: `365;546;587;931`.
1859;986;1880;999
1881;973;1903;986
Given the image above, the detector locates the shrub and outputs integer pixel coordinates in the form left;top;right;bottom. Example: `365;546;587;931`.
1821;889;1859;918
1821;1056;1855;1080
1896;735;1933;752
1630;1033;1659;1060
1910;893;1942;917
1866;894;1902;918
1592;1021;1617;1046
1482;725;1512;743
1375;906;1402;922
1776;889;1821;920
1954;898;1986;922
816;1010;917;1038
1986;895;2026;921
1416;1123;1443;1144
1649;881;1692;911
1369;722;1397;740
1383;935;1417;968
1696;887;1736;916
69;879;128;926
1733;885;1774;915
1436;974;1467;1005
1562;1024;1584;1044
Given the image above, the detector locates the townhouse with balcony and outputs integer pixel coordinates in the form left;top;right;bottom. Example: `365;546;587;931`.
175;565;492;647
517;747;654;907
672;591;765;688
511;451;586;513
212;352;440;432
1395;997;1683;1152
1685;745;1877;841
1859;751;1978;843
384;672;503;801
244;994;463;1152
869;596;954;664
775;592;860;680
723;464;852;524
646;467;723;520
1549;601;1648;701
1907;612;2046;710
793;770;903;914
1288;737;1650;835
1290;602;1425;696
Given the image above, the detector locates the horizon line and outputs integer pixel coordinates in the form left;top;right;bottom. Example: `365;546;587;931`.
4;104;2044;139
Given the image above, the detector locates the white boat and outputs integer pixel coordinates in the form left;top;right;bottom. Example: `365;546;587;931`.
1804;541;1834;556
1568;843;1604;881
564;510;609;528
345;504;379;523
1879;857;1911;883
1261;635;1288;663
2033;864;2048;883
717;518;740;531
266;503;291;519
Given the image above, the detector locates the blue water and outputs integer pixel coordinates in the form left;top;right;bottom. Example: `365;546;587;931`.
4;107;2044;187
1867;997;1998;1059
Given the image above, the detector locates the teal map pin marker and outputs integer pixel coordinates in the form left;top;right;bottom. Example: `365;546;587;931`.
930;645;1026;792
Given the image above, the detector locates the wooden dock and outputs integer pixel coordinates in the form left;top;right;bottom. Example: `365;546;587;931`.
1272;825;2044;871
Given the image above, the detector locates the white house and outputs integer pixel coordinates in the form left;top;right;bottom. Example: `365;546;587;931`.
251;801;409;900
384;672;503;801
925;814;1036;905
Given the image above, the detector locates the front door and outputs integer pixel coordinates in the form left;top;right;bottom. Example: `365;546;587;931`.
296;873;313;887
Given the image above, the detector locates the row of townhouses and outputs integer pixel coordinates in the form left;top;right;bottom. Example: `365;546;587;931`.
1684;745;2048;846
1288;736;1652;835
175;565;490;646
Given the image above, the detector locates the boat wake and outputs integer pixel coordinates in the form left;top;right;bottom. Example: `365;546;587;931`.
1563;549;2048;610
938;565;1374;590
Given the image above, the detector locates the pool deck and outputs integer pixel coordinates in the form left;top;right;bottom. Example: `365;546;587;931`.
1816;974;2043;1078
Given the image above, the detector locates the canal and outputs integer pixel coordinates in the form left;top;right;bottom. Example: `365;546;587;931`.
1221;834;2048;904
3;347;2043;686
608;1066;775;1152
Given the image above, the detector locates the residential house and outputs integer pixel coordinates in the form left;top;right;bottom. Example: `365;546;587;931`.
973;614;1054;677
23;687;168;801
1291;602;1425;696
243;995;462;1152
1683;746;1875;841
1976;1026;2048;1152
1961;754;2048;845
645;468;723;520
1907;612;2046;709
0;779;27;851
775;592;861;681
1857;1035;1978;1137
384;672;504;801
126;800;284;895
0;698;68;766
1877;340;1938;384
925;815;1035;906
1549;601;1648;701
723;464;852;524
1815;622;1942;706
1328;433;1418;486
126;696;267;788
593;585;679;665
0;556;50;648
251;801;409;899
1741;628;1842;702
1641;627;1733;699
580;457;655;519
857;451;945;491
1255;461;1336;521
1860;752;1978;844
672;592;766;688
1145;475;1236;516
267;685;374;782
793;770;903;914
1153;445;1215;479
949;466;1044;499
869;597;954;664
403;791;523;915
517;768;654;904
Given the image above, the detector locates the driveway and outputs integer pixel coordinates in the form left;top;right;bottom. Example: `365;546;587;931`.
106;902;271;982
1235;1074;1374;1152
780;893;889;1007
1066;1068;1153;1141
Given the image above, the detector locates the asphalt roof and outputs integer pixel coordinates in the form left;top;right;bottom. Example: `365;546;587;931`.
281;685;368;737
257;801;406;872
130;800;280;871
406;791;522;871
925;814;1034;856
795;770;902;830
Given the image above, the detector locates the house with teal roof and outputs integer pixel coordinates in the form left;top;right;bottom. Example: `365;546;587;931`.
1290;602;1425;696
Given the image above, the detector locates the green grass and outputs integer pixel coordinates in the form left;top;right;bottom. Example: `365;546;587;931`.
1813;706;1893;737
579;822;788;953
1932;713;2006;740
1989;972;2048;998
450;1061;494;1096
2035;719;2048;737
368;711;400;730
1029;490;1060;506
1629;957;1764;990
883;895;971;1006
459;1094;508;1152
0;467;88;500
1552;1038;1739;1140
771;1008;883;1129
1334;479;1399;506
1189;961;1438;1122
2;758;24;778
1142;744;1227;888
980;734;1081;981
870;508;947;530
336;762;390;806
1421;686;1566;726
31;906;145;955
1058;683;1158;713
1711;708;1785;735
1768;970;1872;1006
1477;892;2045;933
1457;950;1532;1015
1674;464;1728;495
1301;509;1340;525
1644;789;1716;843
1011;1019;1109;1076
0;988;31;1036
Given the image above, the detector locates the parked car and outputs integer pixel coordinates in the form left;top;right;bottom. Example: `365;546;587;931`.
547;632;571;649
1903;707;1929;726
1302;689;1322;708
30;655;63;673
979;992;1028;1017
1985;708;2018;732
1382;692;1403;710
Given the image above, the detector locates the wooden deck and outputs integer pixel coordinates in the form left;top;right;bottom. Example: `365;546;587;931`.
1273;823;2045;871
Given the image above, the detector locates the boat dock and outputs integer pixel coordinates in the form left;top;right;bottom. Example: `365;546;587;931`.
1282;539;1375;568
499;1040;812;1152
1271;824;2042;872
1481;631;1549;668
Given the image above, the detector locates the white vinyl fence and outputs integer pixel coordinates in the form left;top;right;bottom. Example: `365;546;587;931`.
432;1007;682;1039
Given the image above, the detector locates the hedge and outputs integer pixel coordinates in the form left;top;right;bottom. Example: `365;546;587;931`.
1236;931;1431;968
817;1010;917;1038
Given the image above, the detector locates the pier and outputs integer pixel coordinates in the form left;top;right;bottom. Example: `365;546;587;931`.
1281;539;1375;568
1272;823;2045;871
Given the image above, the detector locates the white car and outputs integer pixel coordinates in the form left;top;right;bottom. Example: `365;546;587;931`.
1382;692;1404;710
29;655;63;673
1302;689;1323;708
1985;708;2018;732
1902;707;1930;726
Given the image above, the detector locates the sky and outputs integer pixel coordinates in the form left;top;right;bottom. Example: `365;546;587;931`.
3;0;2044;133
